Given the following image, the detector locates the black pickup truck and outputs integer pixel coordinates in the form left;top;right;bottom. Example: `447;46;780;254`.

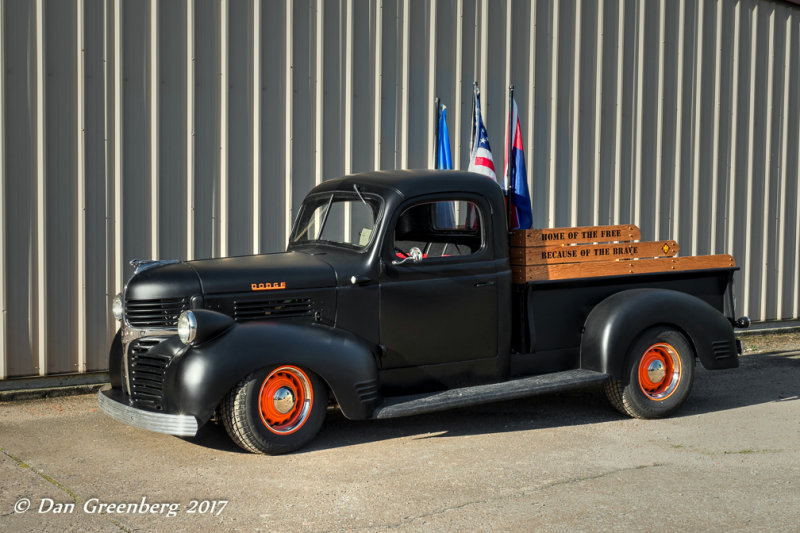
99;170;748;454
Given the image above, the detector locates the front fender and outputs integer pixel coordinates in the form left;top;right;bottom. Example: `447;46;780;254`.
580;288;738;381
163;321;380;425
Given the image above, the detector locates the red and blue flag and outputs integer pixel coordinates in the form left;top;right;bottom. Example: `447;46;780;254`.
503;97;533;229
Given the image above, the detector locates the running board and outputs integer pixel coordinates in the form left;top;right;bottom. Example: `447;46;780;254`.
372;369;610;420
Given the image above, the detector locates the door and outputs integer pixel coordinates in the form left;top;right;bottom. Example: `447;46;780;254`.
379;197;499;370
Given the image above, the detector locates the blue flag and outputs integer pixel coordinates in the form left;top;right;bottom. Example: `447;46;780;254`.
437;106;453;170
435;105;456;228
503;97;533;229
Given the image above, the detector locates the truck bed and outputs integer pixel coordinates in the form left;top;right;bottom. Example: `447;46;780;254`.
508;225;737;376
510;267;736;377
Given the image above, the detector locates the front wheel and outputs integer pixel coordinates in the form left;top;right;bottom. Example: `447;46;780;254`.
221;365;327;455
604;326;695;419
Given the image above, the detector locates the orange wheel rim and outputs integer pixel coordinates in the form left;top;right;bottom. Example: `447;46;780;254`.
258;366;314;435
637;343;682;401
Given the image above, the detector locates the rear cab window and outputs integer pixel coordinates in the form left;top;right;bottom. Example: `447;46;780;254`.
392;199;484;261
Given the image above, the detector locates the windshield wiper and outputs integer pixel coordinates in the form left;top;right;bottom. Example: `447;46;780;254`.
316;193;335;239
353;184;368;206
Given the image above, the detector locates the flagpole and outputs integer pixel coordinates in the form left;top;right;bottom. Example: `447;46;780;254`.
506;84;515;232
471;82;478;150
434;97;440;169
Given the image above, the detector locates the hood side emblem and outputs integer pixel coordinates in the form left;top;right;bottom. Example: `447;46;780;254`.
251;282;287;291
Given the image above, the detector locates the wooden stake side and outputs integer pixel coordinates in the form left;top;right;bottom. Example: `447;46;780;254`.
510;224;641;247
512;255;736;283
510;240;679;266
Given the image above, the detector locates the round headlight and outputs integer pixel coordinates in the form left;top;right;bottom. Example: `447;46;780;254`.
112;293;124;321
177;311;197;345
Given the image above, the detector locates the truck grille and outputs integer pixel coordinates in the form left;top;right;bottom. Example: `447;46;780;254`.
234;298;314;322
129;338;171;411
125;298;187;328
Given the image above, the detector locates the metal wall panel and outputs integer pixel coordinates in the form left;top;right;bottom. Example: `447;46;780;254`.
44;0;79;374
158;0;189;259
121;0;151;267
3;0;40;377
406;0;431;170
226;0;254;257
322;0;343;181
351;1;375;174
193;0;221;260
258;0;287;254
378;0;398;170
1;0;799;379
84;0;110;371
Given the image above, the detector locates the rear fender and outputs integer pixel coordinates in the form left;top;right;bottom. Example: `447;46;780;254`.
580;288;738;382
163;321;380;425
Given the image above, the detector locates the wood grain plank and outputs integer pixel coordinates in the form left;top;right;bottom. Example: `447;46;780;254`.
510;225;641;247
510;240;679;266
512;255;736;282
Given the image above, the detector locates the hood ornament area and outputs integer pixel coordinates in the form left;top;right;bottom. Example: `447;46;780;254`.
130;259;180;275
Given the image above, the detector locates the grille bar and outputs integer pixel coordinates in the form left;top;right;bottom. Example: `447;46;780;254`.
234;298;314;322
125;298;187;328
129;338;172;411
235;301;311;310
126;300;183;308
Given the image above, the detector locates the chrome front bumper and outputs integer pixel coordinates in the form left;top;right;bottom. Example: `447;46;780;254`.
97;388;199;437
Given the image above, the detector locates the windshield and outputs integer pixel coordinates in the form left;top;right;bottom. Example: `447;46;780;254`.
290;192;382;250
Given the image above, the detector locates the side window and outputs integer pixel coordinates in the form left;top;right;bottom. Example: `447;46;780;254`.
393;200;483;260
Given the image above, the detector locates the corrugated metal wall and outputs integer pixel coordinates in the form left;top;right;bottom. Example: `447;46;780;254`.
1;0;799;379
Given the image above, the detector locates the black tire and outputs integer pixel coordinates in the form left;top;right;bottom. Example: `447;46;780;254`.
604;326;695;419
221;365;327;455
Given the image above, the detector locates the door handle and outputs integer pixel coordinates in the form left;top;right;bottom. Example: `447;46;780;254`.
474;280;496;287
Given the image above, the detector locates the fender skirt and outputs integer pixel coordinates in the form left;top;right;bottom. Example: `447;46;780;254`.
580;288;738;381
160;321;380;426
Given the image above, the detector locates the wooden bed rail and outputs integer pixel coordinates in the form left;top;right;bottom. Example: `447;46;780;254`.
510;224;735;283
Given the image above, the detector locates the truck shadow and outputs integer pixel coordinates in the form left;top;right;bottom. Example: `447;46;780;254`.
188;350;800;454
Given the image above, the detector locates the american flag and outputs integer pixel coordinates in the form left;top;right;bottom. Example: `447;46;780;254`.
468;90;497;182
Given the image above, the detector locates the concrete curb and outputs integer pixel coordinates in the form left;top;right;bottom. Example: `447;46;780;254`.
0;383;108;402
736;320;800;337
0;373;109;401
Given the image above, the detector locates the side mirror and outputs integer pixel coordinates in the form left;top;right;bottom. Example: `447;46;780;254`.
392;246;423;265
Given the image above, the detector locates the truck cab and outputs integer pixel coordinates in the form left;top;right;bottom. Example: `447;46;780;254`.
99;170;746;454
290;171;511;389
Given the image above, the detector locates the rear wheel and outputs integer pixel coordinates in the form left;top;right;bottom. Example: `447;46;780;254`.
221;365;327;455
604;326;695;419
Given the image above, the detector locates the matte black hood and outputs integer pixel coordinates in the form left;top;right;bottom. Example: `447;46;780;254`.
125;261;201;301
187;252;337;295
125;252;337;302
